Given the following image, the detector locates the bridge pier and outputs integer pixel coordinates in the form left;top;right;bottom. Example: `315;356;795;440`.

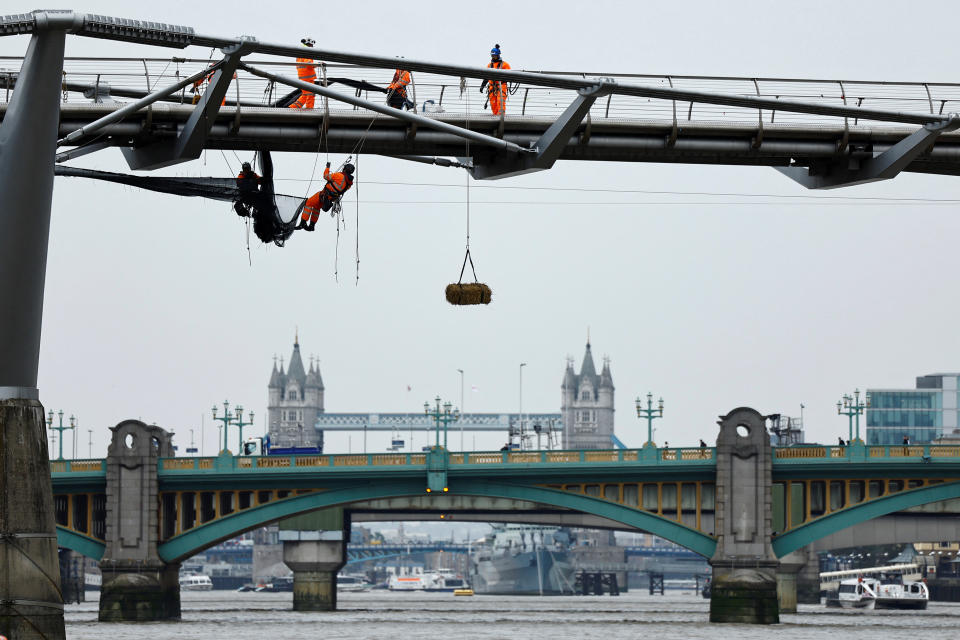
709;408;779;624
98;420;181;621
0;16;75;640
0;401;66;640
281;509;346;611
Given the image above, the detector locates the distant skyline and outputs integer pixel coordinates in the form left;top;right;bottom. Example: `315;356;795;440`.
4;0;959;459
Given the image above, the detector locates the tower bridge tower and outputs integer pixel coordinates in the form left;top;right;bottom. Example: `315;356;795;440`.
267;335;324;450
561;340;615;449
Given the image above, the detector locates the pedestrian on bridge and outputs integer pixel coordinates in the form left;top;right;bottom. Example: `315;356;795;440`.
480;44;510;116
387;69;413;110
297;161;355;231
289;37;317;110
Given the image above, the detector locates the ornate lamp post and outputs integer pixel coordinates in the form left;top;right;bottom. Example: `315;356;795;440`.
837;389;868;443
46;409;74;460
212;400;238;454
233;404;255;451
424;396;460;449
635;392;664;448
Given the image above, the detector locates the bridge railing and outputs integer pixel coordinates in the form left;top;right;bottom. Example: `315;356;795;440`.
772;443;960;461
150;447;716;472
5;56;960;133
49;459;105;473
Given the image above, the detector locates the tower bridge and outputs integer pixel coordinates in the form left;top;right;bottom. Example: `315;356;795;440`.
4;10;960;636
49;410;960;621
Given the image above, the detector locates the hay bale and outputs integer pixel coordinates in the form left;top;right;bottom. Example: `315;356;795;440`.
445;283;492;305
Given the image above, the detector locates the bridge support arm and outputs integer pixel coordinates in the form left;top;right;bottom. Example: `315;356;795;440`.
56;62;224;147
470;80;614;180
123;39;256;170
776;114;960;189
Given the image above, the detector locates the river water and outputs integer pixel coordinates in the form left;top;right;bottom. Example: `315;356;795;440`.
65;590;960;639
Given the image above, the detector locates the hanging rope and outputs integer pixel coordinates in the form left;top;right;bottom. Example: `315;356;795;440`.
355;152;360;285
445;78;491;306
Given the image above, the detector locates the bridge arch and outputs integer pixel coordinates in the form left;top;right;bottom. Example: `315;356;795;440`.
772;480;960;557
157;478;717;562
56;527;106;560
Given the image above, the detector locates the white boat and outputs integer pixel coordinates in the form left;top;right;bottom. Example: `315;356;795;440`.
179;574;214;591
338;574;372;592
423;571;468;592
829;577;879;609
388;567;425;591
875;571;929;610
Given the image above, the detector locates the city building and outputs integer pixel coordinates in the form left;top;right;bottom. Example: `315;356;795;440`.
560;341;615;449
866;373;960;445
267;335;324;449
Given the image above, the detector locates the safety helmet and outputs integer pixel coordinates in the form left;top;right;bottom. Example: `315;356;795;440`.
490;44;501;57
343;163;355;175
301;37;315;47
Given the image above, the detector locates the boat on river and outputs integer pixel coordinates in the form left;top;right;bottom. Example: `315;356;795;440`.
875;571;929;610
179;574;214;591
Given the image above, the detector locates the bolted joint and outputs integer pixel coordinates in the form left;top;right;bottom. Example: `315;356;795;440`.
925;112;960;133
31;10;85;33
578;77;616;98
222;35;258;57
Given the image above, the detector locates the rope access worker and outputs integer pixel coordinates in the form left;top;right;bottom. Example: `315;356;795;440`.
297;161;355;231
289;37;317;109
233;162;262;217
387;68;412;110
480;44;511;116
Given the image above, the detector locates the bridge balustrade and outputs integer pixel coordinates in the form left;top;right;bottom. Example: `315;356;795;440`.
8;56;960;135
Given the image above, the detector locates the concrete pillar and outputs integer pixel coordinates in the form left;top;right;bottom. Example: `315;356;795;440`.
282;537;345;611
709;407;779;624
0;400;66;640
796;547;822;604
281;508;346;611
59;549;86;605
98;420;181;622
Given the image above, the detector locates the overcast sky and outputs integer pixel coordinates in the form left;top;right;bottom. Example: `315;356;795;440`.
4;0;960;458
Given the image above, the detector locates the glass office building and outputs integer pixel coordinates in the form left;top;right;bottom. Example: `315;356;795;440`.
866;373;960;445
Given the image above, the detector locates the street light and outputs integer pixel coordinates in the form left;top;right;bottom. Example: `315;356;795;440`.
457;368;465;451
233;404;255;451
636;392;664;447
425;396;460;449
518;363;527;449
46;409;74;460
837;389;868;443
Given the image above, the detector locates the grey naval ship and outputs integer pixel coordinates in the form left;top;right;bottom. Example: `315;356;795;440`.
471;525;575;594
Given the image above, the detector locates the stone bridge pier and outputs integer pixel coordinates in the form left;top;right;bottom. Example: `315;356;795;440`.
709;407;780;623
281;509;347;611
98;420;181;622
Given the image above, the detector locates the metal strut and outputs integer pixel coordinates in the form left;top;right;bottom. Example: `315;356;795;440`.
776;113;960;189
239;62;531;155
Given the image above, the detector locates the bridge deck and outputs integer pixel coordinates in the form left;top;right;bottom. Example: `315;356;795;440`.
5;57;960;174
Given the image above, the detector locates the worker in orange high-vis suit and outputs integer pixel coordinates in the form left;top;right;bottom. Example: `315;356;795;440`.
289;37;317;109
191;63;233;106
480;44;510;115
387;69;412;110
297;162;355;231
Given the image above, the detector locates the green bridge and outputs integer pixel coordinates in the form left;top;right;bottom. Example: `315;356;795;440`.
52;410;960;622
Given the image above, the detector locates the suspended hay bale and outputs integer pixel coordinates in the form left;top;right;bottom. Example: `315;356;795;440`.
445;283;492;306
